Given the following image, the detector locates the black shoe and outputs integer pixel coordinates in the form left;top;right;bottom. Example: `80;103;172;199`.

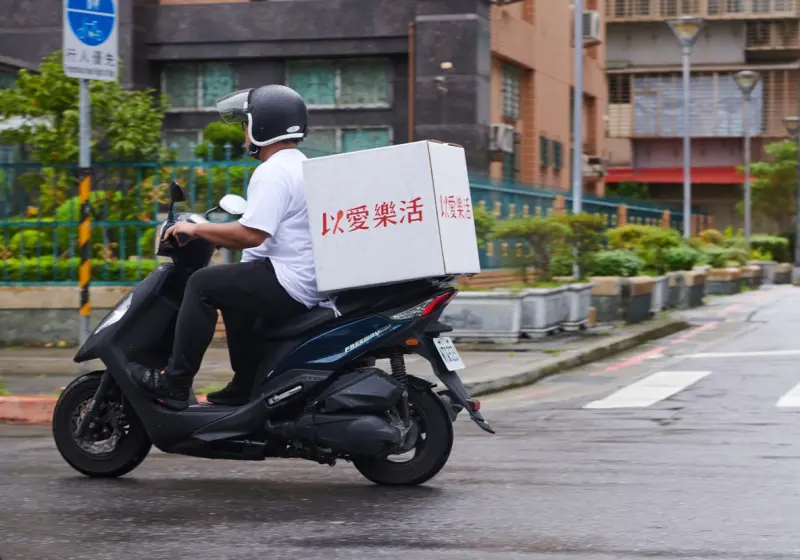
206;382;251;406
127;363;190;410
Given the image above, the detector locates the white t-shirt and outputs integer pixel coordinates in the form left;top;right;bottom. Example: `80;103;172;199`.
239;148;323;309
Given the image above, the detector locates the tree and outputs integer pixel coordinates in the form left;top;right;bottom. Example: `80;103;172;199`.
194;121;246;161
492;216;570;282
743;140;798;232
0;51;168;164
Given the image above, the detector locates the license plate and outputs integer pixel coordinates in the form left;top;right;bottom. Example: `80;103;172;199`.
433;336;465;371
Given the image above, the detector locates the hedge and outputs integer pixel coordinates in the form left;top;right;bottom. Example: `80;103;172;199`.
0;257;159;282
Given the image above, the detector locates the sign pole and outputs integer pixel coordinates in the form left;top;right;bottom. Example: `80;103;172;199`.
63;0;118;350
78;79;91;347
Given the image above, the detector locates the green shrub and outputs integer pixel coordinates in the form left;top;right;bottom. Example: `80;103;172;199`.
698;229;725;245
0;256;158;282
606;225;682;275
750;234;789;262
472;204;495;249
662;246;702;271
700;246;748;268
556;213;606;277
551;253;574;277
9;229;53;258
588;250;645;277
492;216;570;281
606;225;682;250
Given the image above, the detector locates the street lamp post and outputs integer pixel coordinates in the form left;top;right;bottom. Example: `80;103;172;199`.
669;16;705;239
783;116;800;282
734;70;761;250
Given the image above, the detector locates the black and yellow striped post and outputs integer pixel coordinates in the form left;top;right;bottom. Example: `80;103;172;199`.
78;169;91;343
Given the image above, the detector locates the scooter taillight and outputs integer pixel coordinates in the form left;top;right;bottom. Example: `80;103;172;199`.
390;290;458;321
421;290;457;316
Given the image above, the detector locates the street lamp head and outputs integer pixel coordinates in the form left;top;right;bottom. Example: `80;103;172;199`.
784;116;800;138
668;16;705;50
734;70;761;98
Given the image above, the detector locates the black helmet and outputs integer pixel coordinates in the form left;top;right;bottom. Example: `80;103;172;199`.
216;85;308;156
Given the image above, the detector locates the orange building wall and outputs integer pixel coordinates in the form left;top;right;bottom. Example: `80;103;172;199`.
490;0;607;194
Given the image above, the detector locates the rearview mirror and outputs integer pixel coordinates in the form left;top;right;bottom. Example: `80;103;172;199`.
219;194;247;216
170;182;186;203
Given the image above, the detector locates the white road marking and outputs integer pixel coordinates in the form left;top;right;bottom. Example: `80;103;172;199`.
584;371;712;409
776;383;800;408
684;350;800;359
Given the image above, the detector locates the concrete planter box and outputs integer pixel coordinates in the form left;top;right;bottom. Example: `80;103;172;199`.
622;277;655;324
774;263;792;285
706;267;743;295
439;291;523;344
589;276;624;324
520;286;569;337
749;260;776;285
650;275;668;313
666;271;685;309
678;270;707;308
740;265;762;289
563;282;595;331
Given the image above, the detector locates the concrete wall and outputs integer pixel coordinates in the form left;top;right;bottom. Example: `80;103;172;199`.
0;287;130;346
606;21;747;66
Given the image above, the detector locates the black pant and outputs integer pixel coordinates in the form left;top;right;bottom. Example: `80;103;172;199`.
167;259;307;387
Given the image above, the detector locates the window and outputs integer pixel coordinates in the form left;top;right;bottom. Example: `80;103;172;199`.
502;64;521;120
301;127;392;157
608;75;631;104
287;59;393;109
540;136;550;168
162;63;236;110
502;131;519;183
164;130;202;161
0;72;15;89
553;141;563;171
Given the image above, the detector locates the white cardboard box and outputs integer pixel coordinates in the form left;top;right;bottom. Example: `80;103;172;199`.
303;140;482;293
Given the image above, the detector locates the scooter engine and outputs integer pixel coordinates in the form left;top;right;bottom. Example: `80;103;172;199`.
269;412;403;457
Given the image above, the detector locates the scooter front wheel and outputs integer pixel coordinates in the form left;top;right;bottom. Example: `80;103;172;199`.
52;371;152;478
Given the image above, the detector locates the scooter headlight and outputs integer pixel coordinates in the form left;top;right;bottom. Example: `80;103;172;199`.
95;292;133;333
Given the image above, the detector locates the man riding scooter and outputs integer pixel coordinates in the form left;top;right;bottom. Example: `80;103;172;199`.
129;84;324;410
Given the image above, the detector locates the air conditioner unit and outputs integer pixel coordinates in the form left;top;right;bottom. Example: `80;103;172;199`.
582;11;602;47
489;124;516;154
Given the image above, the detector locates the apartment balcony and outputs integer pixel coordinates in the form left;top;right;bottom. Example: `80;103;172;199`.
746;20;800;58
607;0;798;22
606;69;798;138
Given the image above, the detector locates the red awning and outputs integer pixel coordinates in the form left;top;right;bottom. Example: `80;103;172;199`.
605;166;749;185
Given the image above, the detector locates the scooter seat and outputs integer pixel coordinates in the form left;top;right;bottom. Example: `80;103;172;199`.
258;306;337;340
255;278;452;340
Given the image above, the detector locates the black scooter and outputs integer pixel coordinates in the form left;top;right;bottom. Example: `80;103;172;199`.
52;183;494;486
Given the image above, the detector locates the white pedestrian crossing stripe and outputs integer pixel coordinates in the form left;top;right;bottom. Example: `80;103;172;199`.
776;382;800;407
584;371;712;409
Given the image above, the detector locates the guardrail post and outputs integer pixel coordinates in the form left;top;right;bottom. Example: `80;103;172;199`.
617;203;628;226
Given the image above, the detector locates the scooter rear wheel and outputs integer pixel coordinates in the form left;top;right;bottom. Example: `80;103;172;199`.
353;387;454;486
52;371;152;478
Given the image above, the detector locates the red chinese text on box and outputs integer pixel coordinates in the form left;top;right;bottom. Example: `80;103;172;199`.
321;197;425;237
439;195;472;220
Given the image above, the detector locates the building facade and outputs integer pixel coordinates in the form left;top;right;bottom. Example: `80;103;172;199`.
604;0;800;229
2;0;606;195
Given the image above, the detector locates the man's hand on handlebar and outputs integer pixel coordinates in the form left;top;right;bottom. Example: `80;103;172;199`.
164;222;199;247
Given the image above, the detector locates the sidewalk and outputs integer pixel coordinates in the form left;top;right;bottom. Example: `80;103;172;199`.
1;285;791;423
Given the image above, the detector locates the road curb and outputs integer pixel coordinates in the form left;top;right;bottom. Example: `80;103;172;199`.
1;319;689;425
465;318;690;398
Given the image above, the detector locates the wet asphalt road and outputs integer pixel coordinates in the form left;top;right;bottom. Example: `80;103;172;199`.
3;288;800;560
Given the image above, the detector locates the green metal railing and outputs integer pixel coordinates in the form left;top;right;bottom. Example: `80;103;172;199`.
0;146;694;284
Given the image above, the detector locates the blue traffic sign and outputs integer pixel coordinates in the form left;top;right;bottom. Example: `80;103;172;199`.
66;0;115;47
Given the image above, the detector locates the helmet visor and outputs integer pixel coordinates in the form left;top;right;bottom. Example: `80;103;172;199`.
216;89;252;124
